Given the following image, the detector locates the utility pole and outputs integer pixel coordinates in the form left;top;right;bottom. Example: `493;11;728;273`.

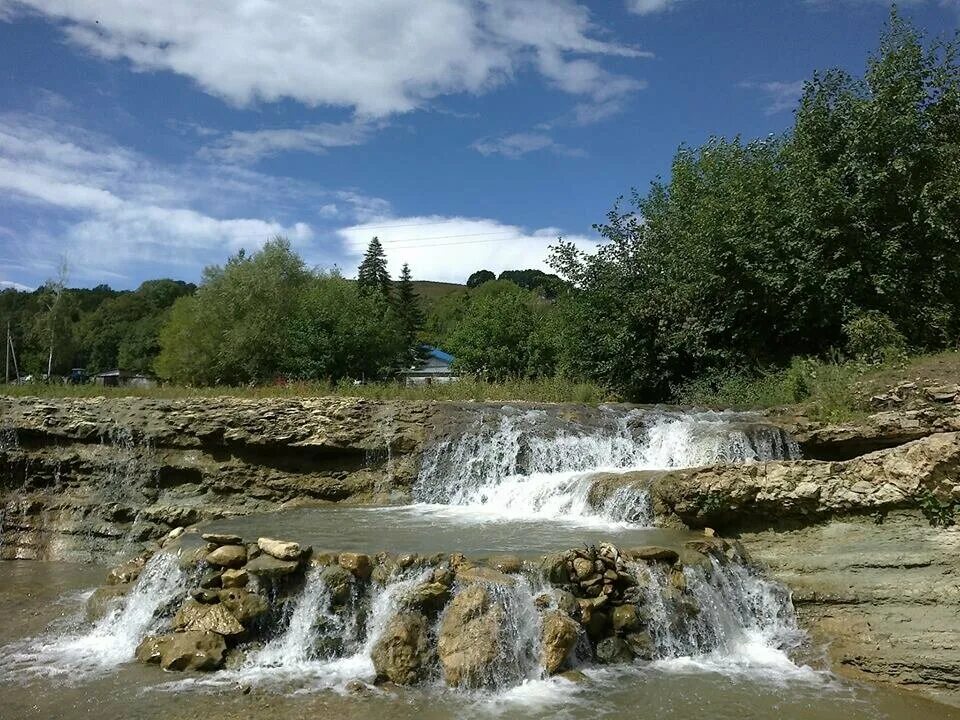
5;320;9;384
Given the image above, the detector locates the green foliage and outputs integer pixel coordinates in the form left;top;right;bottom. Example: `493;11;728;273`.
551;11;960;401
914;488;958;527
394;263;425;355
497;269;567;299
445;281;560;380
357;237;391;298
843;311;907;364
466;270;495;288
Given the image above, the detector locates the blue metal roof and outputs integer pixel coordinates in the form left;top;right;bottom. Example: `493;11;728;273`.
424;346;454;364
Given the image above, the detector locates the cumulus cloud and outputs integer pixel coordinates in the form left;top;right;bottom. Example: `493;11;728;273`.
471;132;585;158
0;114;321;284
0;280;33;291
199;119;380;164
336;215;599;283
739;80;806;115
2;0;648;119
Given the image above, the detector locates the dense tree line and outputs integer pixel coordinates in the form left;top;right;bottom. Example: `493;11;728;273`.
551;10;960;398
0;279;194;378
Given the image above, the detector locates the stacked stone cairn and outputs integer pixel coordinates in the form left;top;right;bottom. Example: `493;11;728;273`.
89;529;744;685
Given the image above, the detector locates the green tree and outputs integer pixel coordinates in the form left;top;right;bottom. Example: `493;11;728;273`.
357;237;391;298
156;237;310;384
446;280;557;380
466;269;495;288
394;263;424;353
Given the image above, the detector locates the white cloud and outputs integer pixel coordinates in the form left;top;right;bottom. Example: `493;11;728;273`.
3;0;648;119
336;215;600;283
739;80;806;115
199;119;380;164
0;114;322;284
0;280;33;291
471;132;585;158
626;0;686;15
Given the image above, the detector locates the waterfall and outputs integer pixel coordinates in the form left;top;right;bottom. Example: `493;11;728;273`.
0;552;184;681
639;556;805;673
413;408;799;524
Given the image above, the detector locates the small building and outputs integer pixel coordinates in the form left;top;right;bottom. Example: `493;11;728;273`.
401;347;459;386
93;369;158;388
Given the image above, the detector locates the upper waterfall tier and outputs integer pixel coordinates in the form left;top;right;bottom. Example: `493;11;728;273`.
413;408;799;524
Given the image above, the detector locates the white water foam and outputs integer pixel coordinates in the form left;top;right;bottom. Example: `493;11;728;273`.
638;555;818;683
0;552;184;681
413;409;798;526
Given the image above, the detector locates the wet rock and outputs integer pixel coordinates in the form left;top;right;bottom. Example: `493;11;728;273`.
219;588;268;624
202;532;243;546
173;598;245;636
221;568;248;588
487;554;522;574
611;603;641;634
158;631;227;671
245;554;299;578
540;610;579;674
585;609;609;642
134;635;165;665
190;587;221;604
455;565;515;586
85;584;128;622
320;564;355;606
595;636;634;664
338;552;372;579
541;552;571;584
106;555;149;585
371;612;433;685
624;631;655;660
206;544;247;569
199;570;223;589
555;589;578;616
438;584;504;688
623;546;679;564
431;566;454;586
402;581;450;617
257;537;301;561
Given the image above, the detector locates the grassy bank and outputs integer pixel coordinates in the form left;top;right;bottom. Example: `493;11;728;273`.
677;351;960;422
0;376;615;404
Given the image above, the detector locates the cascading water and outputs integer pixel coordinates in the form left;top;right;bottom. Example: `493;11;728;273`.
0;552;185;681
637;555;807;676
413;408;799;525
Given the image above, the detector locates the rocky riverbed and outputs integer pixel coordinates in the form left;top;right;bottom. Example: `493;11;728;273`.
2;392;960;708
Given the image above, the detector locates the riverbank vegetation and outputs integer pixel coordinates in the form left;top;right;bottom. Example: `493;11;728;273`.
2;11;958;409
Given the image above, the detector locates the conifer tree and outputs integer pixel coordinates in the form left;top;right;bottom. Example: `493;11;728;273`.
357;237;391;297
395;263;424;352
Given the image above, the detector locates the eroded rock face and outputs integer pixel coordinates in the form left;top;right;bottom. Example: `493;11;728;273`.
173;599;245;636
588;432;960;530
137;631;227;671
540;610;579;674
437;584;505;688
371;612;433;685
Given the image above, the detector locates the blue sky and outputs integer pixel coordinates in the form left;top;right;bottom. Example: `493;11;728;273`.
1;0;957;290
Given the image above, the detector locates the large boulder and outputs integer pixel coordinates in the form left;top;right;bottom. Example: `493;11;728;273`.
257;537;301;561
246;554;299;579
338;552;372;579
371;612;433;685
205;544;247;569
173;599;245;636
454;565;515;587
136;631;226;671
218;588;268;624
540;610;579;674
595;636;634;664
85;584;129;622
401;581;450;617
437;584;504;688
320;564;355;606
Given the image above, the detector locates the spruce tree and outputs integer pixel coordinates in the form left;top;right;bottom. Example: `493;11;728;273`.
395;262;424;353
357;237;391;297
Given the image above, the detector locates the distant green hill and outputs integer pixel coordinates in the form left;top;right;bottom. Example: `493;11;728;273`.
410;280;466;309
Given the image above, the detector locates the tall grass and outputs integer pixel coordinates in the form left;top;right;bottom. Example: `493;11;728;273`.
0;376;615;404
675;356;869;422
